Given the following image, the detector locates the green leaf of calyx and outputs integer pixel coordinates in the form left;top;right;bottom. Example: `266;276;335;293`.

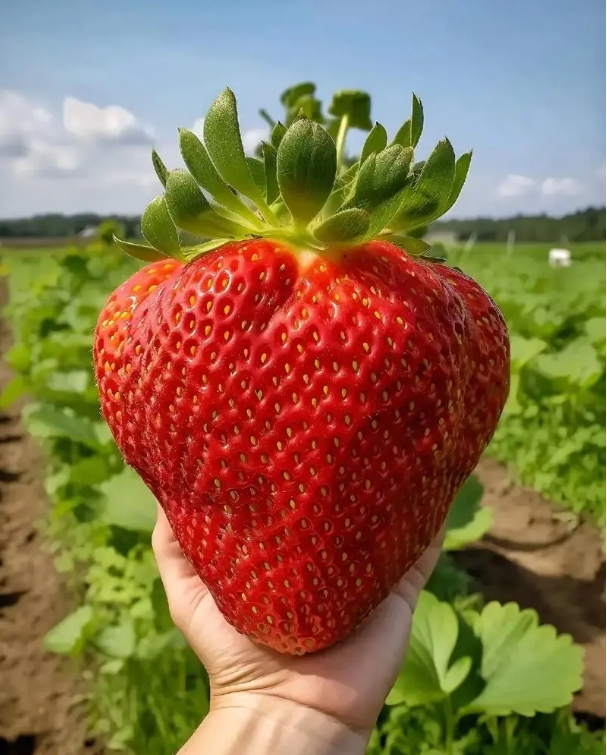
354;145;413;210
392;118;412;148
352;146;415;239
313;208;370;245
179;128;263;228
151;149;169;187
443;150;473;215
392;94;424;148
113;237;168;263
261;143;279;204
203;88;275;220
246;157;267;197
360;122;388;163
410;94;424;147
165;170;250;238
271;122;287;149
182;239;232;260
276;118;337;227
141;196;183;257
389;138;456;232
385;235;431;257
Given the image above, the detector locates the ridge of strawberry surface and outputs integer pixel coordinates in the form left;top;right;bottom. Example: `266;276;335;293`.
95;238;509;654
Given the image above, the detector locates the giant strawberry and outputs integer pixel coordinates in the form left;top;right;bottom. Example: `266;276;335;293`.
94;87;509;654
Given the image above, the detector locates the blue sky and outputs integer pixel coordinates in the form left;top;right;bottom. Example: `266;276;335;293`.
0;0;604;218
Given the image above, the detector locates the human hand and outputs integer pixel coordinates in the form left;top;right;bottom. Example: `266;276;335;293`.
152;504;443;754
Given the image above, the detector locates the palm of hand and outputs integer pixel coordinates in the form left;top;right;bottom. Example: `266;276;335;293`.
153;506;442;733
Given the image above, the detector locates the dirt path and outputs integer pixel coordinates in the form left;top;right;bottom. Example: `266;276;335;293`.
455;458;605;721
0;282;95;755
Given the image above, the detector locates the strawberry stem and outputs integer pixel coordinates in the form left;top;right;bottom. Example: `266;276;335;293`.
335;114;350;174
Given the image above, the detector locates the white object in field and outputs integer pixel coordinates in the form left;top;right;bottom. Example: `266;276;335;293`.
506;230;516;255
464;232;477;252
548;248;572;267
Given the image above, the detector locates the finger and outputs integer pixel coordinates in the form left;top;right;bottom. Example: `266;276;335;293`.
151;505;209;627
394;523;446;603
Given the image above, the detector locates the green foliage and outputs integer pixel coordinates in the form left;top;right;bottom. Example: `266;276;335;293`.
3;241;594;753
3;245;209;753
367;706;605;755
98;219;126;246
452;244;606;524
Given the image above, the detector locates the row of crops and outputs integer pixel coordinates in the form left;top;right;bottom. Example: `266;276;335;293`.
453;241;606;528
1;240;604;754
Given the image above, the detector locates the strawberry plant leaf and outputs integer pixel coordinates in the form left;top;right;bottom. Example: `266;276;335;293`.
141;196;182;257
328;90;373;131
276;118;337;226
444;475;493;551
23;402;102;449
313;208;370;244
95;620;136;659
386;592;471;706
203;88;270;212
44;606;94;656
179;128;262;227
360;122;388;163
0;375;27;409
465;602;584;716
99;467;158;532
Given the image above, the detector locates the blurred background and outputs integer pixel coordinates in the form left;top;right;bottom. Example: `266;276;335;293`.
0;1;604;754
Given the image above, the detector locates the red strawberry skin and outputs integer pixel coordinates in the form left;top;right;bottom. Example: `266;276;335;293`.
94;239;509;654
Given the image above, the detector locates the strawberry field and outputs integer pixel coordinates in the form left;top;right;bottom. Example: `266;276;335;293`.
0;237;604;754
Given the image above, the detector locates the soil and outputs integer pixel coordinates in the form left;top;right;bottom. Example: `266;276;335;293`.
0;280;604;754
454;458;606;722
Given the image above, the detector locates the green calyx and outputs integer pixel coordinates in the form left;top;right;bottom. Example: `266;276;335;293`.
114;87;472;264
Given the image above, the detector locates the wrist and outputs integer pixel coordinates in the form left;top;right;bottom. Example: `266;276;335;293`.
179;694;369;755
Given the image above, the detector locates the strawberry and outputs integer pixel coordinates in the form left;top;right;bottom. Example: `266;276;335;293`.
94;88;509;654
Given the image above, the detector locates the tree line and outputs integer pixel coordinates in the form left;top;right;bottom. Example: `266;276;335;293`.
0;206;604;245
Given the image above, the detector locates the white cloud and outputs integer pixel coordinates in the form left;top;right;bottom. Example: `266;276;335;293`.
242;127;268;155
13;139;81;177
0;89;156;186
0;90;53;157
541;177;582;196
63;97;154;145
496;174;536;198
